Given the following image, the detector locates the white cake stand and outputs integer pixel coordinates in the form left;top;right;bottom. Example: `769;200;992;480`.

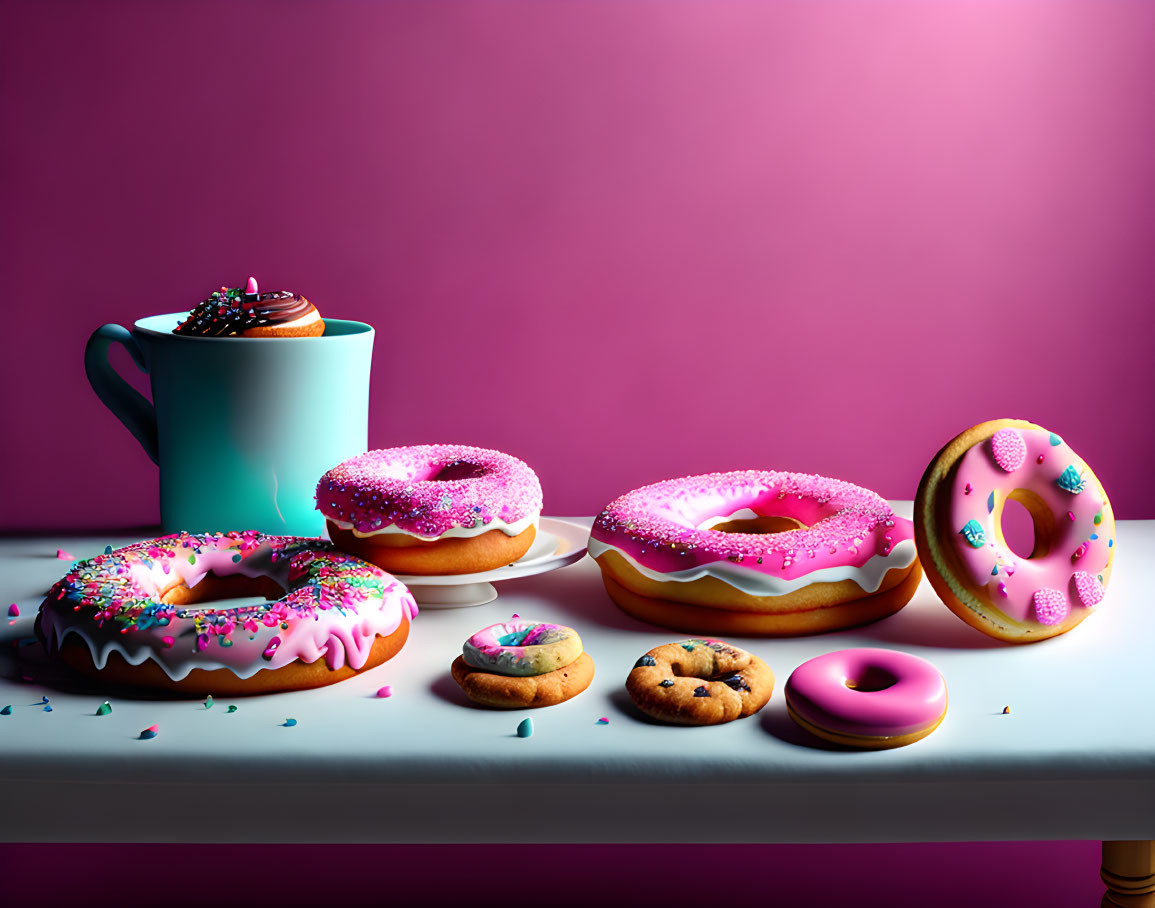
392;517;589;608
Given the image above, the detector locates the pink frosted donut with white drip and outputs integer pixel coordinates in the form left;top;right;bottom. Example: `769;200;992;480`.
318;445;543;575
915;419;1116;643
785;648;948;748
588;471;922;636
36;532;417;695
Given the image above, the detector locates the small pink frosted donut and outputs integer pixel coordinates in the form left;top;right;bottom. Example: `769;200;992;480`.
785;648;948;749
587;471;921;636
915;420;1116;643
317;445;543;575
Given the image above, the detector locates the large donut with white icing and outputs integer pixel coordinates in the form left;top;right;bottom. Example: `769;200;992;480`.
317;445;543;575
588;471;922;636
914;419;1115;643
36;531;417;695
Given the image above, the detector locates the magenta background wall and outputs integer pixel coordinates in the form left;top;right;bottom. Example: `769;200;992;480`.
3;0;1155;530
0;2;1148;903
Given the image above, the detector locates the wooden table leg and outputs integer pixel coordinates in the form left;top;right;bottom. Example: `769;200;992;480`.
1102;841;1155;907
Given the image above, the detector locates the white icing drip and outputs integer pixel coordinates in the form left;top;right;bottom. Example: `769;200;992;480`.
586;537;918;597
328;513;539;540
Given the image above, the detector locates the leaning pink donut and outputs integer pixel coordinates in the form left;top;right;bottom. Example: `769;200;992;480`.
914;419;1116;643
318;444;543;575
587;471;923;636
785;648;948;749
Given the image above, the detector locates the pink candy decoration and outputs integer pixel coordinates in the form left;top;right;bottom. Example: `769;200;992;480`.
6;604;17;617
1073;571;1105;608
990;429;1027;472
245;276;258;295
56;549;74;560
1032;588;1069;626
376;685;393;698
161;636;174;647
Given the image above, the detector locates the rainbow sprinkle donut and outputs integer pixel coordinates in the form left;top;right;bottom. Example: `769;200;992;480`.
317;444;543;575
37;531;417;695
462;620;583;676
915;419;1115;643
785;648;948;749
588;471;922;636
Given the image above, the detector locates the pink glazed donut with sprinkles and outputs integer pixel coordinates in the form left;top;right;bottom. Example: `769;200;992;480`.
36;532;417;696
915;419;1116;643
318;445;543;575
588;471;923;636
785;648;948;749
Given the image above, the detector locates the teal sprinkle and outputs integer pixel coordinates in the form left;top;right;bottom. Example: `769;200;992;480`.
104;545;113;555
1057;465;1087;493
680;642;697;652
204;695;213;710
139;728;158;740
0;706;11;715
282;718;297;727
95;701;112;716
959;519;986;548
1049;433;1062;446
986;491;995;514
43;705;53;712
991;565;998;575
227;705;238;713
231;553;242;563
516;717;534;738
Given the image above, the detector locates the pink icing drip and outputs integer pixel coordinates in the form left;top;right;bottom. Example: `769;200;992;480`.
1032;588;1069;626
591;471;912;579
947;426;1114;627
785;648;947;738
315;445;542;537
991;429;1027;472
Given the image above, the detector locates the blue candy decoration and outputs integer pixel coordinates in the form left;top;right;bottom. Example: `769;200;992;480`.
680;642;697;652
959;519;986;548
1057;465;1086;494
1049;433;1063;446
634;654;657;668
0;706;11;715
516;718;533;738
659;679;675;688
281;718;297;727
693;686;710;698
104;545;113;555
991;565;999;576
987;492;995;514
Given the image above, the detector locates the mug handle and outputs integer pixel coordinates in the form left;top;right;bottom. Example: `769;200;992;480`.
84;324;159;464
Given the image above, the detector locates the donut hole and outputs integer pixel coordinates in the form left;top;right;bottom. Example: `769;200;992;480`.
709;515;808;534
845;666;899;692
426;460;488;482
999;489;1055;560
159;573;285;606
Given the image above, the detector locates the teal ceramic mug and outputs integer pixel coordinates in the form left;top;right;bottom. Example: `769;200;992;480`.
85;313;373;536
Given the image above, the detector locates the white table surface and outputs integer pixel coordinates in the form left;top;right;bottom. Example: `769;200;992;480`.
1;508;1153;844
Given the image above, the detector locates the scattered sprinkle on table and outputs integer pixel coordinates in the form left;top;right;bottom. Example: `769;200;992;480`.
104;545;114;554
204;695;214;710
1;706;11;715
6;604;17;617
596;717;609;725
1002;706;1011;715
43;705;53;712
516;717;533;738
96;701;112;716
56;549;74;560
376;685;393;698
511;613;520;619
282;718;298;727
139;725;158;739
37;696;49;705
226;705;238;713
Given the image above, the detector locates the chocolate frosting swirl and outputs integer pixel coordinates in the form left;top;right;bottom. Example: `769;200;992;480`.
173;286;316;336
